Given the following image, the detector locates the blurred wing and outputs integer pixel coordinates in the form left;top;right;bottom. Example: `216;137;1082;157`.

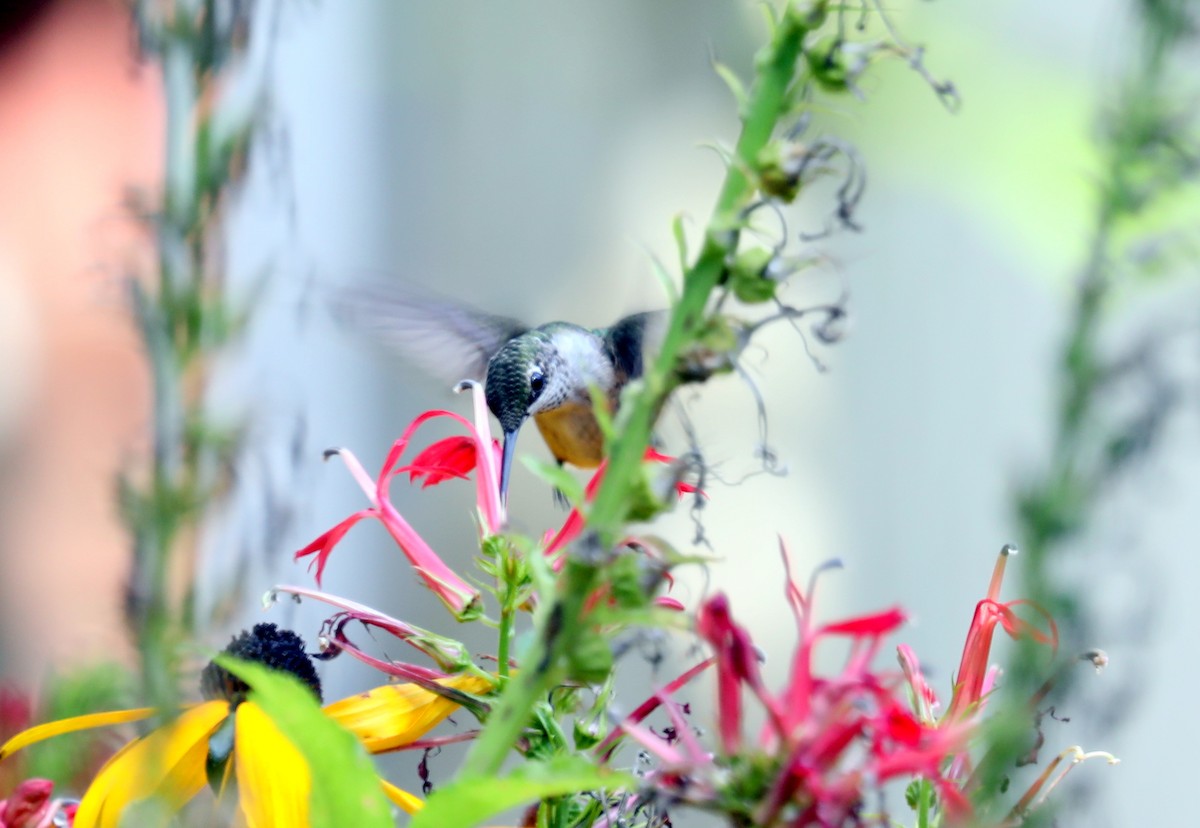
603;310;667;383
331;283;528;387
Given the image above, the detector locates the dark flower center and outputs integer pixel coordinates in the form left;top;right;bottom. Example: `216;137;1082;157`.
200;623;323;706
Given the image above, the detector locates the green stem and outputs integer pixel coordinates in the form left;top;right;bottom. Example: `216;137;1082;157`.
461;557;594;778
497;602;513;681
125;0;253;720
587;4;813;540
129;22;200;721
988;0;1195;815
459;2;819;780
916;777;932;828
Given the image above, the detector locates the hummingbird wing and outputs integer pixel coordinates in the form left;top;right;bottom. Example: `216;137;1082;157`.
602;310;667;383
332;283;529;387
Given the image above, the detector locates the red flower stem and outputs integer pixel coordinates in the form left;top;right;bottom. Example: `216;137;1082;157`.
986;544;1014;602
595;657;715;760
375;730;481;755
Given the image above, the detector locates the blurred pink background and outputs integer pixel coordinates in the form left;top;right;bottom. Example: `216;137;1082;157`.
0;0;159;676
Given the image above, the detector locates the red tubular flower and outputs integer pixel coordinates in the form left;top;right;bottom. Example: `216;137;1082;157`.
543;449;699;560
897;644;940;724
401;436;480;487
696;593;783;755
0;778;73;828
686;543;973;826
608;545;1082;827
295;383;505;619
270;585;474;675
594;658;715;761
944;545;1057;722
893;544;1064;806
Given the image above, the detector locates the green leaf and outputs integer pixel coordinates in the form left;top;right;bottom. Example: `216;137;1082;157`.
587;382;616;443
572;719;602;751
410;756;636;828
905;779;922;810
566;629;614;685
671;214;690;276
606;552;647;610
27;663;134;786
713;61;749;116
218;658;393;828
649;253;681;306
521;457;585;506
732;273;778;304
729;246;779;304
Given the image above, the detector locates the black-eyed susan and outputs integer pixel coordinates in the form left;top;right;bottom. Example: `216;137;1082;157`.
0;624;493;827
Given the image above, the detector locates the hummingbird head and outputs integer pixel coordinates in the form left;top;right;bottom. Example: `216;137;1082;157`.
485;334;556;504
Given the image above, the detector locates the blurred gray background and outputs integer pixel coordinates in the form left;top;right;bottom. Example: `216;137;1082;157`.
1;0;1195;824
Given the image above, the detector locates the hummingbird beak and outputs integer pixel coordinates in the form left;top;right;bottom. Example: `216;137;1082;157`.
499;429;519;506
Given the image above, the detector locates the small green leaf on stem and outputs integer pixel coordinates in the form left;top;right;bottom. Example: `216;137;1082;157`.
714;61;750;116
671;213;690;277
521;457;586;506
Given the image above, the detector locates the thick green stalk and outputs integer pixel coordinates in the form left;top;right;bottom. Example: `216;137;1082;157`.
460;2;820;780
124;0;254;721
985;0;1200;816
588;4;813;539
497;601;513;682
130;22;201;721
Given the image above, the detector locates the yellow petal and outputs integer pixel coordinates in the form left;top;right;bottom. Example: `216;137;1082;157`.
323;675;492;753
0;707;155;760
74;701;229;828
234;701;311;828
379;779;423;814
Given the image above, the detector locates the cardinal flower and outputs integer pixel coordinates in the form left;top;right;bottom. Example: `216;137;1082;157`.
542;447;700;562
298;381;696;617
0;625;492;827
618;548;971;827
895;545;1115;822
296;382;504;619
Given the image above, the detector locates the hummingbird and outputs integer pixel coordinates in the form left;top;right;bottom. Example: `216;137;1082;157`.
334;284;664;504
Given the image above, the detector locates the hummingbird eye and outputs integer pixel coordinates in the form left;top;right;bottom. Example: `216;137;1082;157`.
529;369;545;399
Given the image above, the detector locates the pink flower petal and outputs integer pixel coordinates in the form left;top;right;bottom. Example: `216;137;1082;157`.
0;779;54;828
293;510;371;585
818;607;908;638
400;436;478;487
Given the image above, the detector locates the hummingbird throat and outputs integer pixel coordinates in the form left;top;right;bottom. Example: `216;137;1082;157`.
533;401;606;469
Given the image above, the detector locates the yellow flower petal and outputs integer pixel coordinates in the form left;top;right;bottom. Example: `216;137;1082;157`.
234;701;311;828
74;700;229;828
0;707;155;760
380;779;423;814
323;675;492;753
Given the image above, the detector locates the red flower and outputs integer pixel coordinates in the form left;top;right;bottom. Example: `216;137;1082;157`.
270;585;474;677
896;545;1064;801
543;448;700;561
295;383;504;619
0;778;74;828
943;545;1057;722
686;545;973;826
402;436;487;487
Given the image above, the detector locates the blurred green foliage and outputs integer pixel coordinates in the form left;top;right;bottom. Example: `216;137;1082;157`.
25;663;132;790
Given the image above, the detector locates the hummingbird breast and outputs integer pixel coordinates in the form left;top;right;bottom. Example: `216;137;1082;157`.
532;402;606;468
